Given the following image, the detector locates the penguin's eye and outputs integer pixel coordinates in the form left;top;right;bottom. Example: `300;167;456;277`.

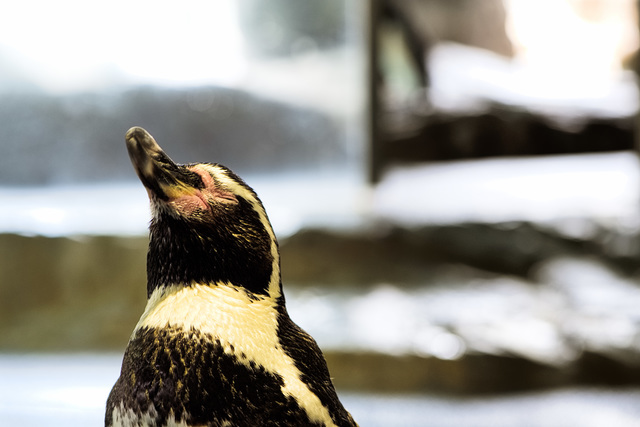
182;169;206;189
187;167;238;206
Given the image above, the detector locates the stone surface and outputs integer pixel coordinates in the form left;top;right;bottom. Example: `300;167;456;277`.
2;222;640;393
0;234;147;350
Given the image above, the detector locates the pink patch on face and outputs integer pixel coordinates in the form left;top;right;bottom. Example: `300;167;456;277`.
190;166;238;204
170;192;209;214
167;166;238;216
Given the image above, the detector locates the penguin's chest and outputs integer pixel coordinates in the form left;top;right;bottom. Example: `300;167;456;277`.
112;325;310;426
135;283;285;366
110;284;335;426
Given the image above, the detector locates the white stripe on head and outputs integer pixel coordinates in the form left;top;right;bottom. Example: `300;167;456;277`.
195;164;282;300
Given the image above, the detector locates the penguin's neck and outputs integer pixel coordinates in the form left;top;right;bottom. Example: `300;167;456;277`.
129;281;339;427
133;282;284;354
145;215;280;299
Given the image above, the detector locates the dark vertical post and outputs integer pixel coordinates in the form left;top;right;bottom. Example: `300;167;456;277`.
366;0;382;184
636;1;640;153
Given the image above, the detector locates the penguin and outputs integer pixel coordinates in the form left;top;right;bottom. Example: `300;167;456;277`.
106;127;357;427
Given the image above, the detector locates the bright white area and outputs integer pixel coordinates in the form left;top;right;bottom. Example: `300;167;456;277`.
0;1;363;116
0;0;246;91
0;1;638;237
1;151;638;237
429;42;639;120
374;151;640;229
505;0;638;80
2;1;636;119
0;183;151;236
432;0;638;120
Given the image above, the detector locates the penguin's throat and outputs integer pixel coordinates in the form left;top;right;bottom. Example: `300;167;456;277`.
134;282;280;344
146;234;278;299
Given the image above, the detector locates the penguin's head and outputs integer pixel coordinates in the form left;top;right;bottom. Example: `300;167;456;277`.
125;127;281;301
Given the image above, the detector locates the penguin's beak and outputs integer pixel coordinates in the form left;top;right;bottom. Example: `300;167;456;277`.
125;126;198;201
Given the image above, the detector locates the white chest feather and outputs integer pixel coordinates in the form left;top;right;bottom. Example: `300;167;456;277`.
133;283;337;427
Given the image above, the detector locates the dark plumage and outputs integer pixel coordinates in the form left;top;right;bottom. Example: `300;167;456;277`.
106;127;357;427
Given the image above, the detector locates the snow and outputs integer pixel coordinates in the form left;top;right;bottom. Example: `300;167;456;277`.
429;42;639;122
373;151;640;230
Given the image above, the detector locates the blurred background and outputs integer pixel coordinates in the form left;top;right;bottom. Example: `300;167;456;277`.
2;0;640;425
